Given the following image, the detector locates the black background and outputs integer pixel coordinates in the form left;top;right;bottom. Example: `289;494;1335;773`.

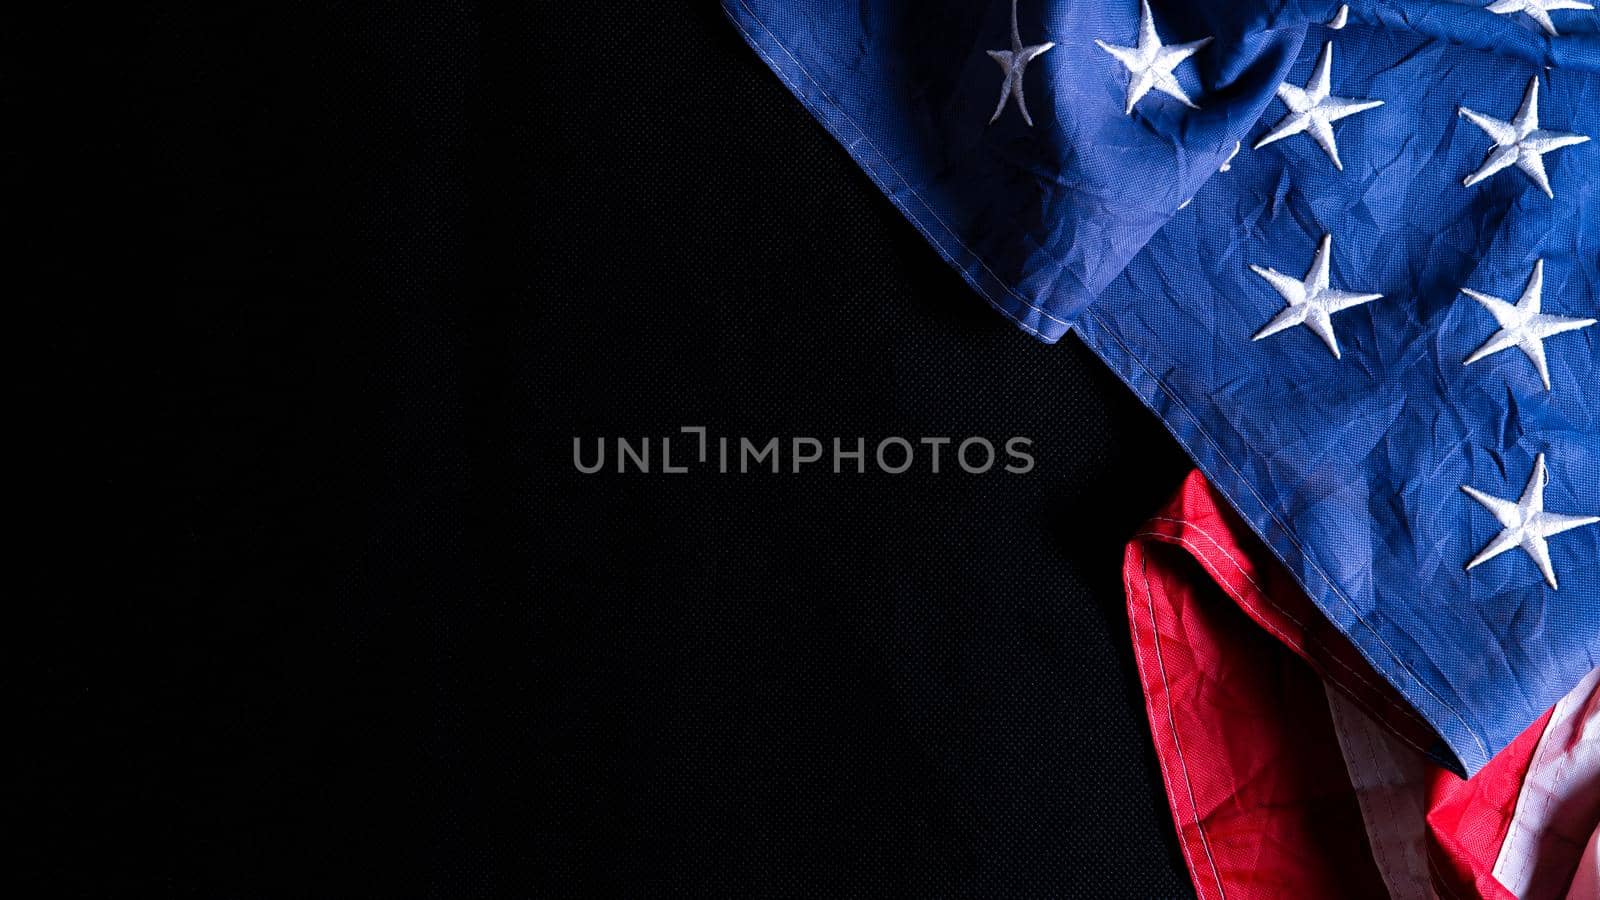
16;2;1195;895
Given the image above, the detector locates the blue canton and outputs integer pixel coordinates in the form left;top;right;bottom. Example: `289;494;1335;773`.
724;0;1600;775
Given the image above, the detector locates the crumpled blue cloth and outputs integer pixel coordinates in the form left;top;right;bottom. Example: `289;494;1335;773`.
725;0;1600;775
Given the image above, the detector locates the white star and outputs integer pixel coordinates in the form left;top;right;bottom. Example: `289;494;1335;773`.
1250;234;1383;359
1253;42;1383;171
1462;453;1598;589
1095;0;1212;116
1485;0;1594;37
1462;259;1596;391
988;0;1055;125
1219;140;1241;171
1459;76;1590;198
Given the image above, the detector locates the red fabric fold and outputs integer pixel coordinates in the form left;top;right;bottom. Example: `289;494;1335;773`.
1124;470;1578;899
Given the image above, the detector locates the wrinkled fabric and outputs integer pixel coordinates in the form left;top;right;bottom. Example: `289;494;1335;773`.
1123;471;1397;898
725;0;1600;775
1571;827;1600;899
1325;685;1433;899
1494;668;1600;898
1125;471;1600;899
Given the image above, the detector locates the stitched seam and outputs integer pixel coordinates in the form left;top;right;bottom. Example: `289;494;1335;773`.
1143;516;1432;729
1125;548;1210;900
1331;700;1399;891
727;0;1074;332
1136;551;1229;900
1497;735;1550;887
1514;751;1571;889
1354;703;1407;895
1135;530;1437;759
1137;523;1429;729
1089;308;1490;763
1498;688;1582;889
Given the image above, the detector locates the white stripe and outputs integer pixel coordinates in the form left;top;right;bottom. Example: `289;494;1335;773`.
1494;668;1600;899
1325;684;1431;899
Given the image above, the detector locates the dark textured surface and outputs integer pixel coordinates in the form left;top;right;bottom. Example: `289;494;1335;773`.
15;1;1193;895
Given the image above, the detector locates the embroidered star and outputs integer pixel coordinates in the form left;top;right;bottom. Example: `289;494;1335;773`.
1462;453;1598;589
1460;76;1590;198
1096;0;1212;116
987;0;1055;126
1485;0;1594;37
1250;234;1382;359
1462;259;1596;391
1219;140;1241;171
1252;42;1383;171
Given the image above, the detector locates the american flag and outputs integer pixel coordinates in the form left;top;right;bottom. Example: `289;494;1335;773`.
725;0;1600;895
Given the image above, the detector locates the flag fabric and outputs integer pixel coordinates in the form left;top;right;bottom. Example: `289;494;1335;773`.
723;0;1600;781
1127;470;1600;899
